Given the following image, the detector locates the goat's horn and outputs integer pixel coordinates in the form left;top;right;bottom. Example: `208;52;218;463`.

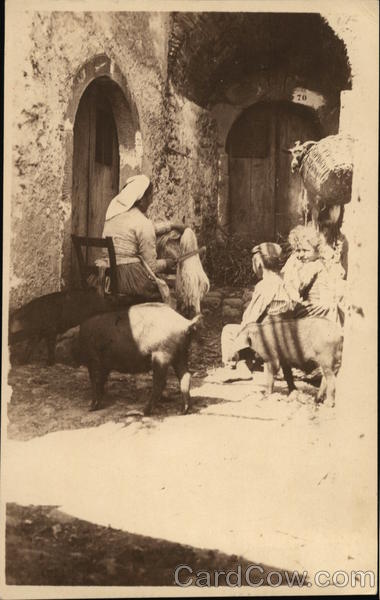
302;140;317;149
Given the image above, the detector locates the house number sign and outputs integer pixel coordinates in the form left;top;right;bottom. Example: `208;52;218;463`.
292;87;325;110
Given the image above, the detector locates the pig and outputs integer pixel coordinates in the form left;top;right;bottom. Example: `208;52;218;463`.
78;303;202;415
241;316;343;407
8;289;133;365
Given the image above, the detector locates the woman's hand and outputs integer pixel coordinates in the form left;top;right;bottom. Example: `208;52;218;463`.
165;258;177;271
170;221;186;233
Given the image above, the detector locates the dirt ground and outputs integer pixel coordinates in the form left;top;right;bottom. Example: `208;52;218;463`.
6;310;225;442
5;307;326;588
6;503;299;586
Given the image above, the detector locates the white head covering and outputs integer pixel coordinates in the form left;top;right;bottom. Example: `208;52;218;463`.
105;174;150;221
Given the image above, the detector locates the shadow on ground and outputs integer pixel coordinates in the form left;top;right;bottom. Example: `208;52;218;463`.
6;305;321;441
6;364;233;441
6;503;305;587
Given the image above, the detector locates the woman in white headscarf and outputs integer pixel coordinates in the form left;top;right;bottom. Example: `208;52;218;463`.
98;174;185;301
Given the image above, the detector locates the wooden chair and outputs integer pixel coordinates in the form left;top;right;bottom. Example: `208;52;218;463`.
71;235;119;296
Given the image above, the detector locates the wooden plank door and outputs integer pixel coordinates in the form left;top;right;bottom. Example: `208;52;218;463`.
72;91;90;239
71;88;91;284
274;104;321;237
228;101;322;244
88;91;119;239
228;103;276;243
71;79;119;278
229;157;252;238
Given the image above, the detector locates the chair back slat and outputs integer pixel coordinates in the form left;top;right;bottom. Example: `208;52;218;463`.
71;235;119;295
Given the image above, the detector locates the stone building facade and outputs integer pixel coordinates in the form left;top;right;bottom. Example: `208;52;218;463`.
7;11;172;307
5;7;376;320
4;4;377;576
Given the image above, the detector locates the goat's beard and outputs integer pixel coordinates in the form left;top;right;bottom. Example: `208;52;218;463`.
176;228;210;317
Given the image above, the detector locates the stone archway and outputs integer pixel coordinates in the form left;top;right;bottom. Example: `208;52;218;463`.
225;100;322;243
168;12;351;245
60;55;141;286
71;78;120;277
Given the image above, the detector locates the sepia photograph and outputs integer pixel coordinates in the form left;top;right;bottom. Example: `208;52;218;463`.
1;0;378;597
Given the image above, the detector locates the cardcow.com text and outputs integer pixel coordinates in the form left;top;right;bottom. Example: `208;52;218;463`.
173;565;376;588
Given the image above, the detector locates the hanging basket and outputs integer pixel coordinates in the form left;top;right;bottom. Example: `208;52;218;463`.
300;134;354;206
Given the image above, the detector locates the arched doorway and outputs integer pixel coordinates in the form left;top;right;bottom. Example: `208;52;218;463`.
61;56;140;288
71;77;120;275
226;101;322;242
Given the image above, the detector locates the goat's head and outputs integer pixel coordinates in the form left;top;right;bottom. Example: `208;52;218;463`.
286;140;317;173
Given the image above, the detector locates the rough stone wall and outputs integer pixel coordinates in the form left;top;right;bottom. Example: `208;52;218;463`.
149;83;219;245
213;67;340;146
7;10;170;309
168;12;351;108
322;8;378;425
320;7;378;574
208;63;341;246
324;9;378;324
7;8;369;310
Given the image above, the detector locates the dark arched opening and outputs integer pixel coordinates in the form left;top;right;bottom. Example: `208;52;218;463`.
71;78;120;278
226;101;322;242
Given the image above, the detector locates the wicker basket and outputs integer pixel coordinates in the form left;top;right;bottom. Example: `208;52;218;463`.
300;134;354;206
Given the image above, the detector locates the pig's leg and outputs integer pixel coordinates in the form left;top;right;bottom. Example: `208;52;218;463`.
88;365;108;411
320;368;336;408
99;369;110;395
46;334;57;366
23;335;40;363
264;361;279;395
316;375;327;404
173;359;191;414
144;362;168;416
281;363;296;394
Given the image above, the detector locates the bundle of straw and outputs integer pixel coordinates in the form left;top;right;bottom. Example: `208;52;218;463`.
176;228;210;317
